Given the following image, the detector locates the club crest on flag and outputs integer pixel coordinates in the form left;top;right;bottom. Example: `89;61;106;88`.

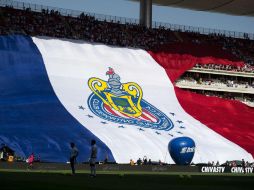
87;68;174;131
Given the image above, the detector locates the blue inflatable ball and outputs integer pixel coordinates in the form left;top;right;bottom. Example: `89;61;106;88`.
168;137;195;165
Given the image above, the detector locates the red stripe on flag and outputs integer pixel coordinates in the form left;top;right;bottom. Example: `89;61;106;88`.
149;51;254;157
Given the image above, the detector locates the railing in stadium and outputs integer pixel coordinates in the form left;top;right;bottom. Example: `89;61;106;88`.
1;0;254;40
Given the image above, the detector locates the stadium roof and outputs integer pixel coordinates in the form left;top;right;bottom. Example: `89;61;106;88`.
132;0;254;17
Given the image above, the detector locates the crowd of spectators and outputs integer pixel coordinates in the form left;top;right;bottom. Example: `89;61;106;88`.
175;71;254;106
1;5;254;63
130;156;158;166
176;72;254;90
0;6;176;50
182;31;254;66
194;63;254;73
221;35;254;66
207;160;254;168
186;89;254;107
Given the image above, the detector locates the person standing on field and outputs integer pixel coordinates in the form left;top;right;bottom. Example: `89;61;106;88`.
89;140;97;177
70;142;79;175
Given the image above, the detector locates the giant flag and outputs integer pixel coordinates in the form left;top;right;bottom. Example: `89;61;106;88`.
0;35;253;163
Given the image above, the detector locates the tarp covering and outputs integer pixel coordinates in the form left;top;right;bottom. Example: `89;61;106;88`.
0;35;253;163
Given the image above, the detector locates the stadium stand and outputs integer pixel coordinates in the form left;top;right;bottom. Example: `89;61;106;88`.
0;4;254;65
0;0;253;164
175;68;254;106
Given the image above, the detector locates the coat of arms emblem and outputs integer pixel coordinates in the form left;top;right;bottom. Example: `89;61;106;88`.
87;68;173;131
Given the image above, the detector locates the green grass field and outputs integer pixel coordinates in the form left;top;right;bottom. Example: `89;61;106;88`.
0;170;253;190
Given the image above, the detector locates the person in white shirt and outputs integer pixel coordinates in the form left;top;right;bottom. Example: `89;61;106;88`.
89;140;97;177
70;142;78;175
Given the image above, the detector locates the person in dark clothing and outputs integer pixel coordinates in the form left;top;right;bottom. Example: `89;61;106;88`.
242;159;246;174
70;142;79;175
89;140;97;177
143;156;147;165
137;158;142;165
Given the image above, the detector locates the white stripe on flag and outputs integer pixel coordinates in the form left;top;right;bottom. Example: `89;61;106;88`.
32;37;253;164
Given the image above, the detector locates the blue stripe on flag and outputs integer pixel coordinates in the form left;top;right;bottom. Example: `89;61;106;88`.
0;35;114;162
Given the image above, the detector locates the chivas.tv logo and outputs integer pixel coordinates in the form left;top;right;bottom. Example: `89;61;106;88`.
87;68;174;131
